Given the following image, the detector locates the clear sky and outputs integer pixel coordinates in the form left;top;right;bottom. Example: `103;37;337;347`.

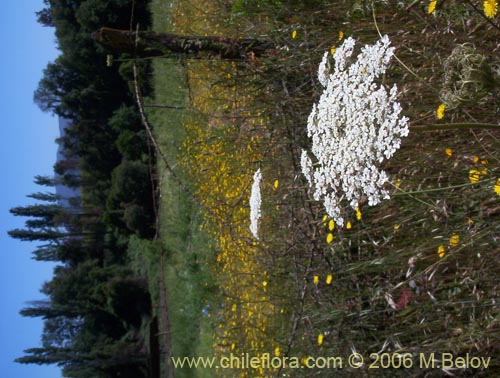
0;1;62;377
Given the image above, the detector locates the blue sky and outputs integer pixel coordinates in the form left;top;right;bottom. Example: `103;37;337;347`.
0;1;62;377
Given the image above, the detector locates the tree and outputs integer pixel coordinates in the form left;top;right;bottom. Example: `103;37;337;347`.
20;301;81;320
92;27;275;59
27;192;60;203
33;59;81;117
35;0;54;27
8;228;67;243
10;203;61;219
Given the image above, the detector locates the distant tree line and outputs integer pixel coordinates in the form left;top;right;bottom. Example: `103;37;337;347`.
9;1;156;376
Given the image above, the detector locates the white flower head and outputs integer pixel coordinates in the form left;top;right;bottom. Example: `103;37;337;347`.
249;168;262;239
302;35;409;226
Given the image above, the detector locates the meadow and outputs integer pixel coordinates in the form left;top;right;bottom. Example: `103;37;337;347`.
142;1;500;376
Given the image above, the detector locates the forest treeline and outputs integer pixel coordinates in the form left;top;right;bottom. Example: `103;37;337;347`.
9;1;157;377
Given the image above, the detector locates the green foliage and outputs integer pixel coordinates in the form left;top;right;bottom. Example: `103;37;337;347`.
106;276;151;328
106;160;150;208
116;130;148;161
231;0;282;15
122;204;150;236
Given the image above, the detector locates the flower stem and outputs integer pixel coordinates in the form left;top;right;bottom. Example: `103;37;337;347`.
392;177;496;196
411;123;500;131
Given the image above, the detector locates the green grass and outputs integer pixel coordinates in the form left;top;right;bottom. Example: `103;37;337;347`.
131;2;218;377
150;60;216;378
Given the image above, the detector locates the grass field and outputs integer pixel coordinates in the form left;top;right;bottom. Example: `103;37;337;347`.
144;1;500;377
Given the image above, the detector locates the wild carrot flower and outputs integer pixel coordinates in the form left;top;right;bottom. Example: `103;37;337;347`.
301;36;409;226
249;168;262;239
484;0;498;18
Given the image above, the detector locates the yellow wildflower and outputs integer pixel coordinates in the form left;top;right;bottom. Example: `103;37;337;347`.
231;343;236;350
481;159;489;165
262;280;268;287
322;215;328;223
394;224;400;232
346;221;352;230
313;275;319;285
231;304;237;312
484;0;498;18
338;31;344;41
356;206;362;221
328;219;335;231
326;233;334;244
445;148;453;157
273;179;279;189
436;103;446;119
428;0;437;14
317;333;324;345
467;218;474;225
326;274;333;285
292;30;297;39
469;169;481;184
330;46;336;55
274;347;280;357
395;178;401;188
494;178;500;196
437;245;445;258
450;233;459;247
473;156;480;163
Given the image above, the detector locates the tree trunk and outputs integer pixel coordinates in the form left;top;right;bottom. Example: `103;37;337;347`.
92;27;274;59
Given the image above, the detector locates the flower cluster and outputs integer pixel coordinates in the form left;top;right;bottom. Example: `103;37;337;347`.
249;168;262;239
301;35;409;225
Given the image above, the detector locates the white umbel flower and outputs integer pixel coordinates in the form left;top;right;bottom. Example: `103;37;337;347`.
301;35;409;226
249;168;262;239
